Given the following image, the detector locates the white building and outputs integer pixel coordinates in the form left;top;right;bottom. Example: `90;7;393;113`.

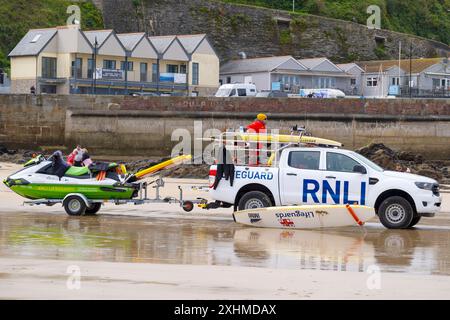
8;25;220;96
357;58;450;97
219;56;355;94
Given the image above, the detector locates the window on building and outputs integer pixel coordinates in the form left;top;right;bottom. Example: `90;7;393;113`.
180;65;187;74
226;77;231;84
350;78;356;86
167;64;178;73
432;78;440;88
192;63;199;85
103;60;116;70
314;77;335;88
140;63;148;82
120;61;134;71
366;77;378;87
288;151;320;170
87;59;94;79
391;77;400;85
0;72;4;85
152;63;158;82
71;58;83;78
41;57;57;79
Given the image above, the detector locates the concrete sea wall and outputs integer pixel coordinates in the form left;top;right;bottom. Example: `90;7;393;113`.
0;94;449;159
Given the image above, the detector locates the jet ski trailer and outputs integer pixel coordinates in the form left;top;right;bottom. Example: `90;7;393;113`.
4;153;207;216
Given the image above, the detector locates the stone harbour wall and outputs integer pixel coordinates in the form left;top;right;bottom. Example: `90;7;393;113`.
0;94;449;159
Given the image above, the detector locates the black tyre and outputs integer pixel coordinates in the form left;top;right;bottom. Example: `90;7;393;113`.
378;196;414;229
63;196;87;216
408;215;421;228
85;203;101;215
182;201;194;212
237;191;272;211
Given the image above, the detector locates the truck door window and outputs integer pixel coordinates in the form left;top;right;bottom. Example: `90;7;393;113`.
229;89;236;96
288;151;320;170
237;88;247;96
327;152;361;173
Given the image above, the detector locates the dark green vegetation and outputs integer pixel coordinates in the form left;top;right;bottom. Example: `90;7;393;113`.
0;0;104;73
221;0;450;45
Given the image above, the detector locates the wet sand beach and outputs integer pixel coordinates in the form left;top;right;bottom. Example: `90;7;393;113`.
1;162;450;299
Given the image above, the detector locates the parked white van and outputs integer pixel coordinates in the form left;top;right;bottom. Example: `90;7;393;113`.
215;83;257;97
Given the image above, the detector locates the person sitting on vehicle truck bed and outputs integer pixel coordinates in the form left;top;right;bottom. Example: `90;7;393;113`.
246;113;267;133
246;113;268;165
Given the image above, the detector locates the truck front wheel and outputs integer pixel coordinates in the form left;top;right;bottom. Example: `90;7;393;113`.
378;196;414;229
237;191;272;211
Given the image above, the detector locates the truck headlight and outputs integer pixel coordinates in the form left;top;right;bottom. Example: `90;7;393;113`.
415;182;434;190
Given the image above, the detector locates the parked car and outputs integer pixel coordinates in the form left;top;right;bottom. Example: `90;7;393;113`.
129;92;160;97
215;83;257;97
299;88;346;98
255;90;288;98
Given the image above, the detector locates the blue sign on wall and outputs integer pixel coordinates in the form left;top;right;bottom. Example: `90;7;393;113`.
388;85;399;96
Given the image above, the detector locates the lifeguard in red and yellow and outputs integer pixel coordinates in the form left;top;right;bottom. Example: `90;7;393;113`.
246;113;267;165
246;113;267;133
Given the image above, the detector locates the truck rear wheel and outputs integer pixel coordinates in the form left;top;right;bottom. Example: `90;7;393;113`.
378;196;414;229
237;191;272;211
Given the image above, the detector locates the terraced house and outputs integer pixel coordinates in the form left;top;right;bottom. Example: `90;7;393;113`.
9;25;220;96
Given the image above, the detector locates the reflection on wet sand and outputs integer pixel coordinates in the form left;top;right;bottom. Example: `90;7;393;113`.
0;212;449;276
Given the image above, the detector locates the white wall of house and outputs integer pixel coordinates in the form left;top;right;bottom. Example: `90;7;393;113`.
418;63;450;91
220;72;270;91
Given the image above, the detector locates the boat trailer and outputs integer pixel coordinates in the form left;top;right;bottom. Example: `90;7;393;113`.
23;174;210;215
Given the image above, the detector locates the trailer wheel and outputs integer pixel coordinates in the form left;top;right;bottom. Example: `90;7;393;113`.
85;203;101;216
182;201;194;212
63;195;87;216
237;191;272;211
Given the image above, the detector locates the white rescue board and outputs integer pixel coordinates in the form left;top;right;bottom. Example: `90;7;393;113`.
233;204;375;229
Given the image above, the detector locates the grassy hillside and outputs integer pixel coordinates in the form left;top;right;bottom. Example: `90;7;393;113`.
0;0;103;74
221;0;450;45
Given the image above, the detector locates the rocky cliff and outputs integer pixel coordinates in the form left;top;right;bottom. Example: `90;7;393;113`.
94;0;449;62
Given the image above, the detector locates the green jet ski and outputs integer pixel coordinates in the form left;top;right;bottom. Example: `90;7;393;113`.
3;151;192;215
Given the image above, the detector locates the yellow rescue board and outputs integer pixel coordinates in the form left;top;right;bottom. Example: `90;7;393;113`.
238;133;342;147
134;155;192;179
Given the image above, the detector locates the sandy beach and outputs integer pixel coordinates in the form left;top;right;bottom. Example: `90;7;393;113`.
1;161;450;300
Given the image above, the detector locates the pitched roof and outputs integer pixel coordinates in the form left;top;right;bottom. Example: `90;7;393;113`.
9;28;57;57
149;35;176;54
357;58;446;73
83;30;113;47
297;57;329;69
177;34;206;54
117;33;145;51
337;63;363;72
220;56;300;74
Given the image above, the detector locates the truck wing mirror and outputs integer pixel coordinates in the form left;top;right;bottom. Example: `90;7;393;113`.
353;165;367;174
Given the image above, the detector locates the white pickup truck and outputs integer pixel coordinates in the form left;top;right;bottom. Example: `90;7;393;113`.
209;147;442;229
